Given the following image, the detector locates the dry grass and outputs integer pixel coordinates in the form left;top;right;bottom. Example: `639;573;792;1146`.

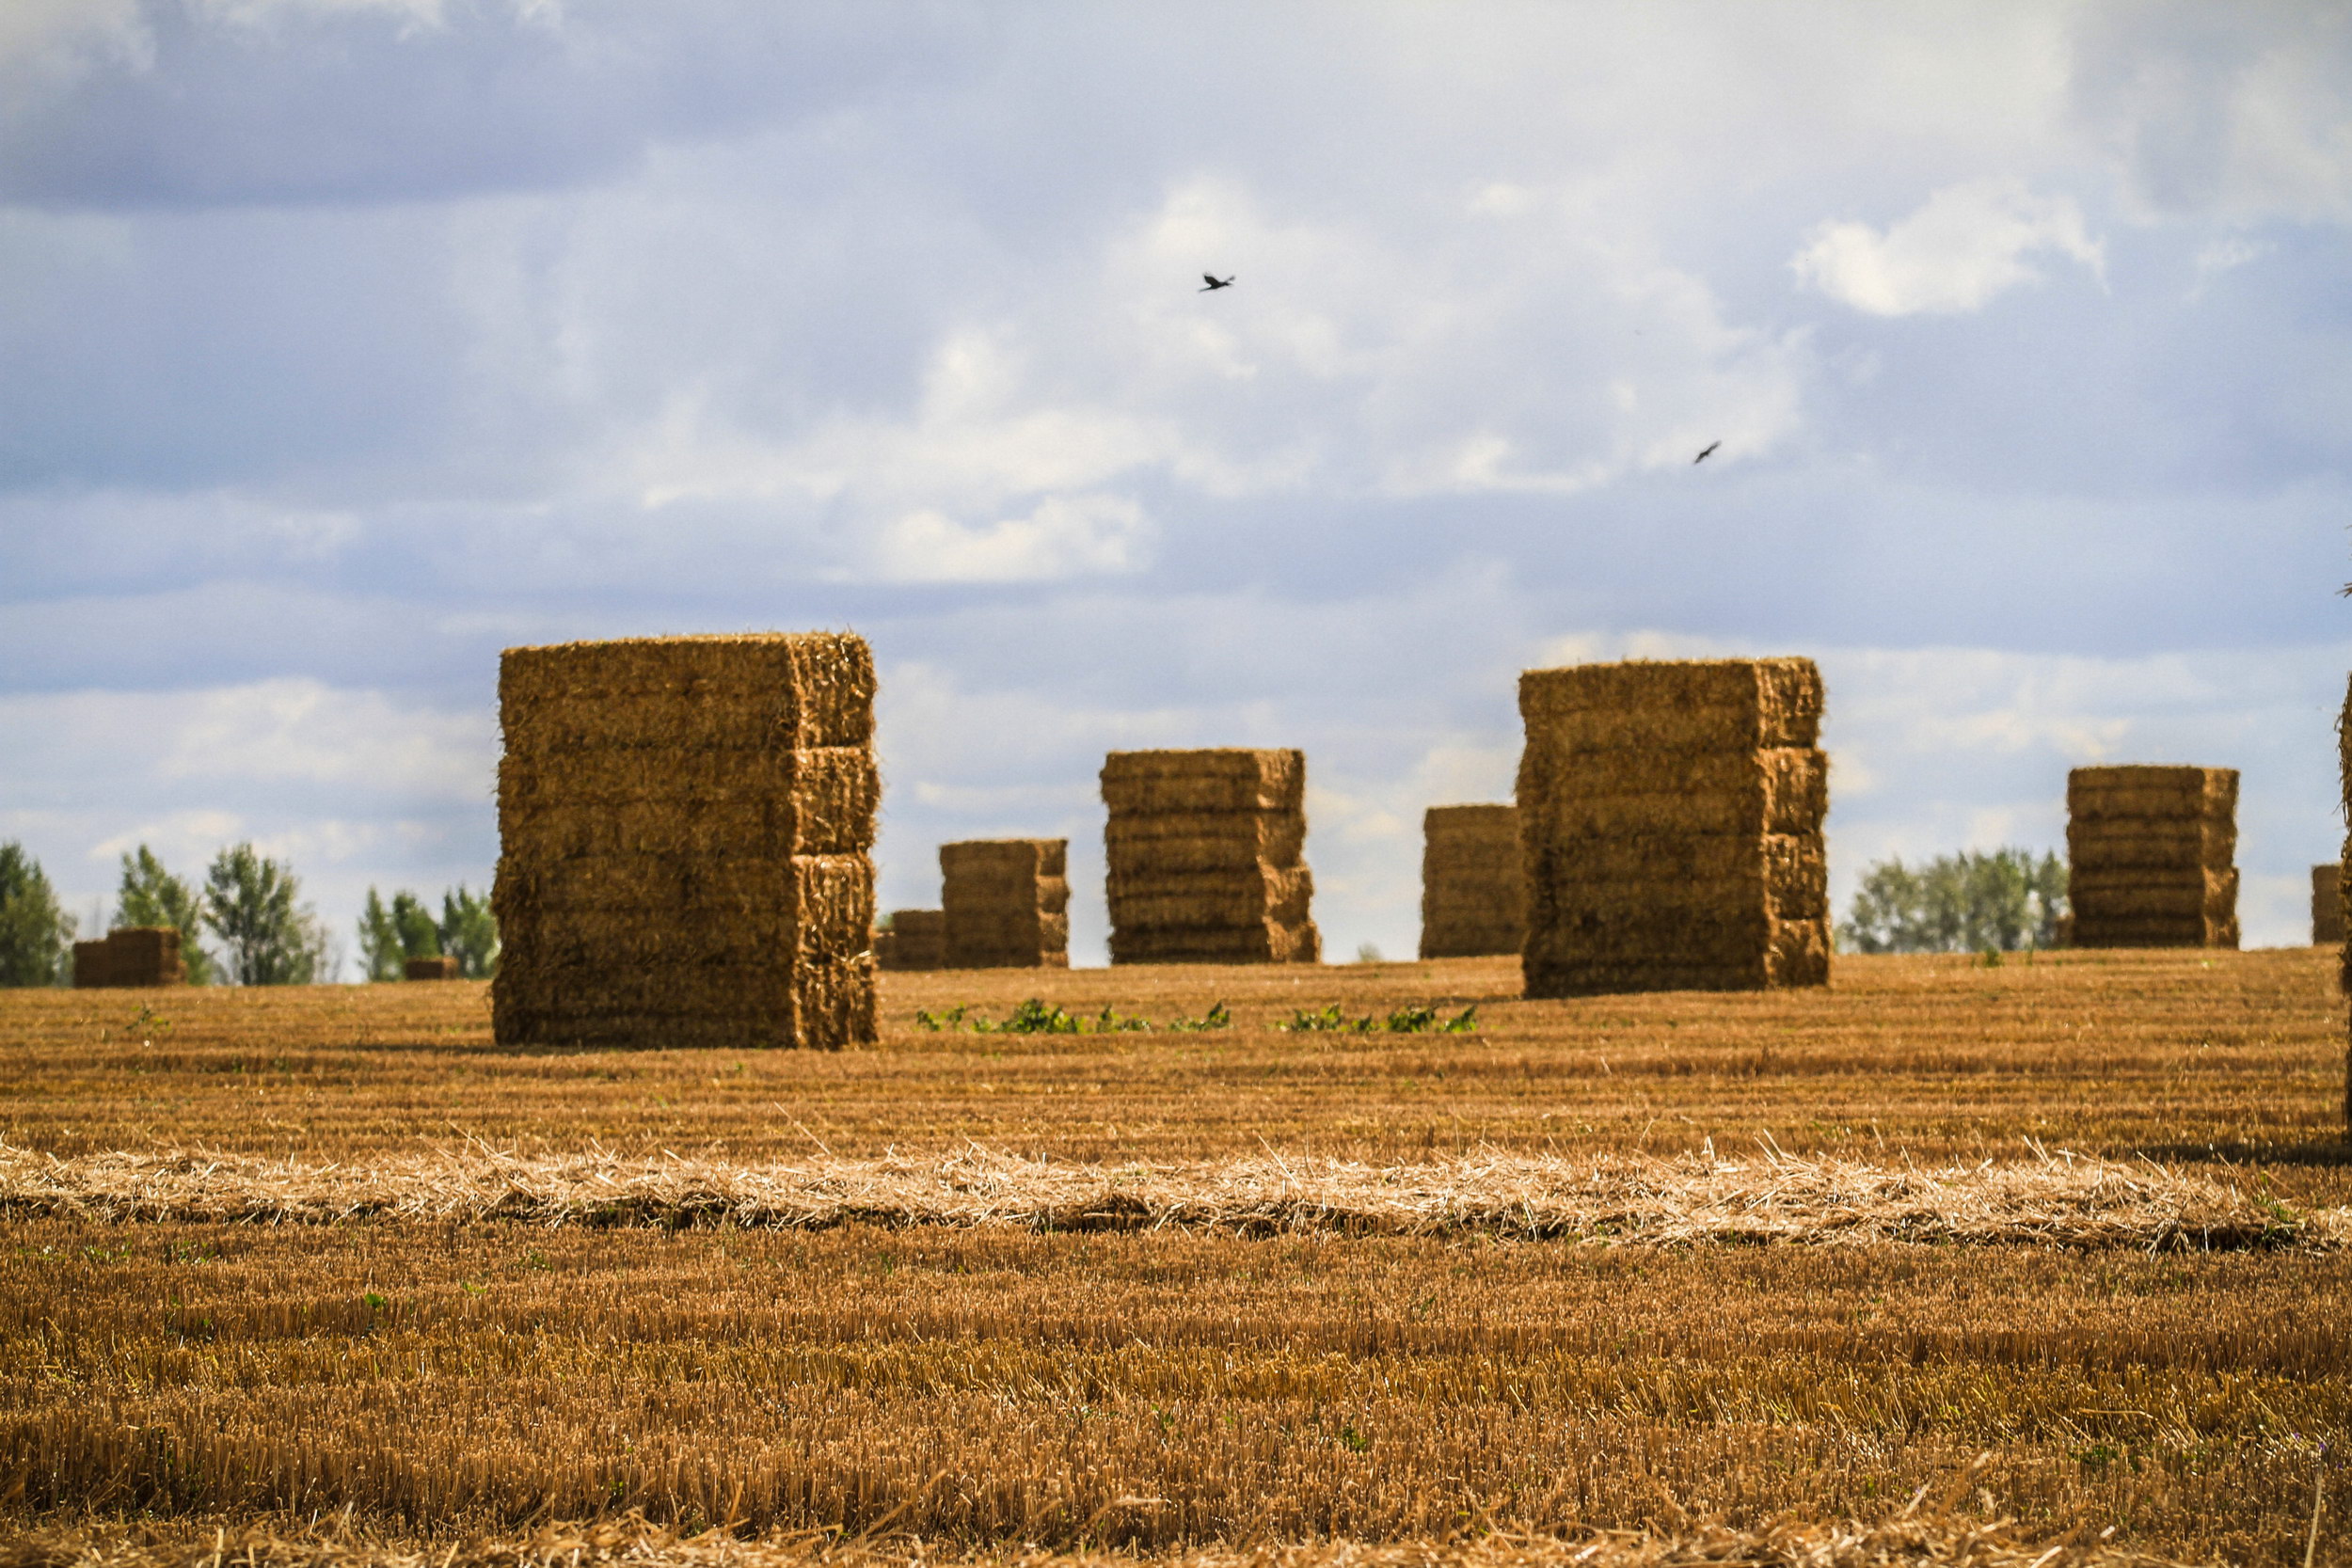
0;1508;2208;1568
0;1142;2334;1251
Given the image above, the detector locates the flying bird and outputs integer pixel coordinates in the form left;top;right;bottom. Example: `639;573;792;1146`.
1200;274;1235;292
1692;441;1721;465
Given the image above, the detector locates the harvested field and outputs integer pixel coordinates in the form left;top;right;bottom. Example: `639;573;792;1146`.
2;949;2347;1562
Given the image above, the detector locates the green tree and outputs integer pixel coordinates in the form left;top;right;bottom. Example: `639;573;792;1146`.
203;843;329;985
0;842;75;987
438;885;499;978
113;845;216;985
1839;847;2068;955
357;887;443;981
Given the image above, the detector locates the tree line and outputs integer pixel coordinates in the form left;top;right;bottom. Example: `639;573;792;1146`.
0;839;496;987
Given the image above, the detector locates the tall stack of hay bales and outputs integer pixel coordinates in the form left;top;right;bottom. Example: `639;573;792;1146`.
2314;864;2344;946
72;927;184;989
1419;804;1524;958
492;633;880;1050
1517;658;1829;997
1102;749;1319;964
942;840;1070;969
2065;766;2238;949
875;910;945;972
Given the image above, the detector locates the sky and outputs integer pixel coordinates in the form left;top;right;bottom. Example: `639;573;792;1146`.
3;0;2349;969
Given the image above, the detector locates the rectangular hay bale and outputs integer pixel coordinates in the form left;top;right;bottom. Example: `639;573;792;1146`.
2065;764;2238;949
1100;748;1318;965
72;927;185;989
875;909;945;972
2316;863;2344;946
1517;658;1829;997
492;633;880;1049
941;838;1071;969
1420;803;1524;959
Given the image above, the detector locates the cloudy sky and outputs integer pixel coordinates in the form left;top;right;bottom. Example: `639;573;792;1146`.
4;0;2349;968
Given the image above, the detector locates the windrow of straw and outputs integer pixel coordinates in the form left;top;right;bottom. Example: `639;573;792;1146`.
0;1506;2212;1568
2313;863;2343;945
874;909;945;972
2066;765;2238;950
70;927;183;989
1103;750;1319;964
942;839;1071;969
1516;659;1829;997
1419;803;1524;958
0;1141;2332;1252
491;634;880;1050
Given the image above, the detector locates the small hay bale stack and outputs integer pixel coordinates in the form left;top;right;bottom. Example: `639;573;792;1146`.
404;955;460;980
1419;803;1525;958
2314;863;2344;946
72;927;185;989
942;840;1070;969
492;633;880;1050
875;909;945;972
2065;765;2238;949
1517;658;1829;997
1102;749;1320;964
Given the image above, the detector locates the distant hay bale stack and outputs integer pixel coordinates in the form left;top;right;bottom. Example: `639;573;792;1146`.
2314;863;2344;946
1103;749;1320;964
1517;658;1829;997
405;955;460;980
2065;765;2238;949
1419;804;1524;958
72;927;184;989
491;633;880;1050
875;909;945;972
942;840;1070;969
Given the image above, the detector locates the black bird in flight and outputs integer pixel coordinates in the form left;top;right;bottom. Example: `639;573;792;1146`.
1692;440;1722;464
1200;274;1235;292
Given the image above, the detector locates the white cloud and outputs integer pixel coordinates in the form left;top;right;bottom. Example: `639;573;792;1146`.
1791;177;2105;316
869;493;1153;584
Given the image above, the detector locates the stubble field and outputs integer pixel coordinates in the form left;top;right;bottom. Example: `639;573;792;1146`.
2;948;2347;1565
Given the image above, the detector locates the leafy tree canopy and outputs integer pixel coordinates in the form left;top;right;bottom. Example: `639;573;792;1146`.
1838;847;2068;955
203;843;328;986
359;884;499;980
439;885;499;979
0;842;74;987
114;845;216;985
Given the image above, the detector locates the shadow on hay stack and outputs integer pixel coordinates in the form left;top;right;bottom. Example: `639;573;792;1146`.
943;840;1070;969
2065;766;2238;949
1419;804;1524;959
1103;749;1320;964
1517;658;1830;997
492;633;880;1050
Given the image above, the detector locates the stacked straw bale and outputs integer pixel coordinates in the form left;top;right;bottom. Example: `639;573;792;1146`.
874;910;945;972
1419;804;1525;958
72;927;184;989
942;840;1070;969
2315;863;2344;946
1102;749;1320;964
492;633;880;1050
405;956;460;981
2065;766;2238;949
1517;658;1830;997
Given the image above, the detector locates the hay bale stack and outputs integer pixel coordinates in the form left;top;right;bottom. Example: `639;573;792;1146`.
72;927;184;989
405;955;460;980
1419;804;1525;958
492;633;880;1050
1517;658;1829;997
2315;863;2344;946
875;910;945;972
1102;749;1320;964
2065;766;2238;949
942;840;1070;969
